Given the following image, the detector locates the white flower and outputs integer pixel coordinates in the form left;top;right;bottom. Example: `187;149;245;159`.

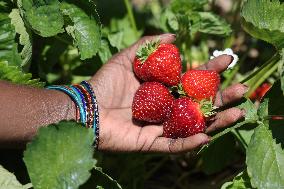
210;48;239;69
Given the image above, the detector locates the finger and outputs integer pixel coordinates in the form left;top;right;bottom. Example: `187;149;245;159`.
136;125;164;152
197;55;233;73
206;107;245;133
215;84;248;107
148;133;210;153
126;33;176;61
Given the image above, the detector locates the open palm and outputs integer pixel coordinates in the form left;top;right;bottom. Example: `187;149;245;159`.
90;34;247;153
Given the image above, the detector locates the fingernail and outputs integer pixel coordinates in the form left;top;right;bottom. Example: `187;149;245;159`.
229;55;234;63
202;137;211;145
161;33;176;38
242;84;249;93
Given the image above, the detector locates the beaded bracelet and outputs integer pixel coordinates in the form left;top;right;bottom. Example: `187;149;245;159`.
81;81;100;148
46;81;100;150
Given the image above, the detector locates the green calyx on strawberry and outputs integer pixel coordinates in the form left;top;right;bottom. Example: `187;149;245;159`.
133;40;182;86
181;70;220;101
163;97;217;138
136;40;160;64
199;98;218;117
132;82;174;123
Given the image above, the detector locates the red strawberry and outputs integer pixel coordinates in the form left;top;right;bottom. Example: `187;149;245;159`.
132;82;174;123
250;83;271;101
163;97;209;138
133;41;182;86
181;70;220;101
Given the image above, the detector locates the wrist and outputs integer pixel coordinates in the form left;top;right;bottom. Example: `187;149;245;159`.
64;93;77;121
87;79;109;149
46;81;102;149
47;89;77;121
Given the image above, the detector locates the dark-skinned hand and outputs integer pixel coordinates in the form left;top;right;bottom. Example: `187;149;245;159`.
90;34;247;153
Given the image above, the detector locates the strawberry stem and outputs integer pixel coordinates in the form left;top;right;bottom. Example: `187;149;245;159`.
200;98;218;117
136;40;160;64
177;83;187;96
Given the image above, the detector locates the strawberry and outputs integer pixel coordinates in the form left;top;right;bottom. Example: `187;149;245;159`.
250;83;271;101
181;70;220;101
132;82;174;123
163;97;215;138
133;41;182;86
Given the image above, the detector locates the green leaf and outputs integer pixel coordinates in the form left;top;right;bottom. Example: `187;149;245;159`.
246;123;284;189
241;0;284;49
157;9;174;32
257;99;269;124
98;39;112;63
221;171;252;189
105;16;142;50
170;0;208;12
0;165;32;189
233;129;254;149
237;99;258;122
197;12;232;36
23;121;95;189
161;10;231;38
229;99;263;150
9;9;32;67
60;2;101;60
0;61;45;87
22;0;64;37
198;99;257;154
0;13;22;66
108;32;124;50
166;10;179;31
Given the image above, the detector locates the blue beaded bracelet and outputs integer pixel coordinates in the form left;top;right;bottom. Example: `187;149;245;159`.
70;86;88;123
46;85;87;124
46;81;100;149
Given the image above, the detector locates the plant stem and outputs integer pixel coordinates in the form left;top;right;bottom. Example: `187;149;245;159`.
221;65;240;90
241;53;279;83
124;0;139;38
247;62;278;97
197;120;253;155
241;53;280;97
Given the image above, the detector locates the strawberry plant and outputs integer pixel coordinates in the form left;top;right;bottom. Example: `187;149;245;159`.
1;0;284;189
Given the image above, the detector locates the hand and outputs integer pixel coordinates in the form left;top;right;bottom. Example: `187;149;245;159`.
89;34;247;153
